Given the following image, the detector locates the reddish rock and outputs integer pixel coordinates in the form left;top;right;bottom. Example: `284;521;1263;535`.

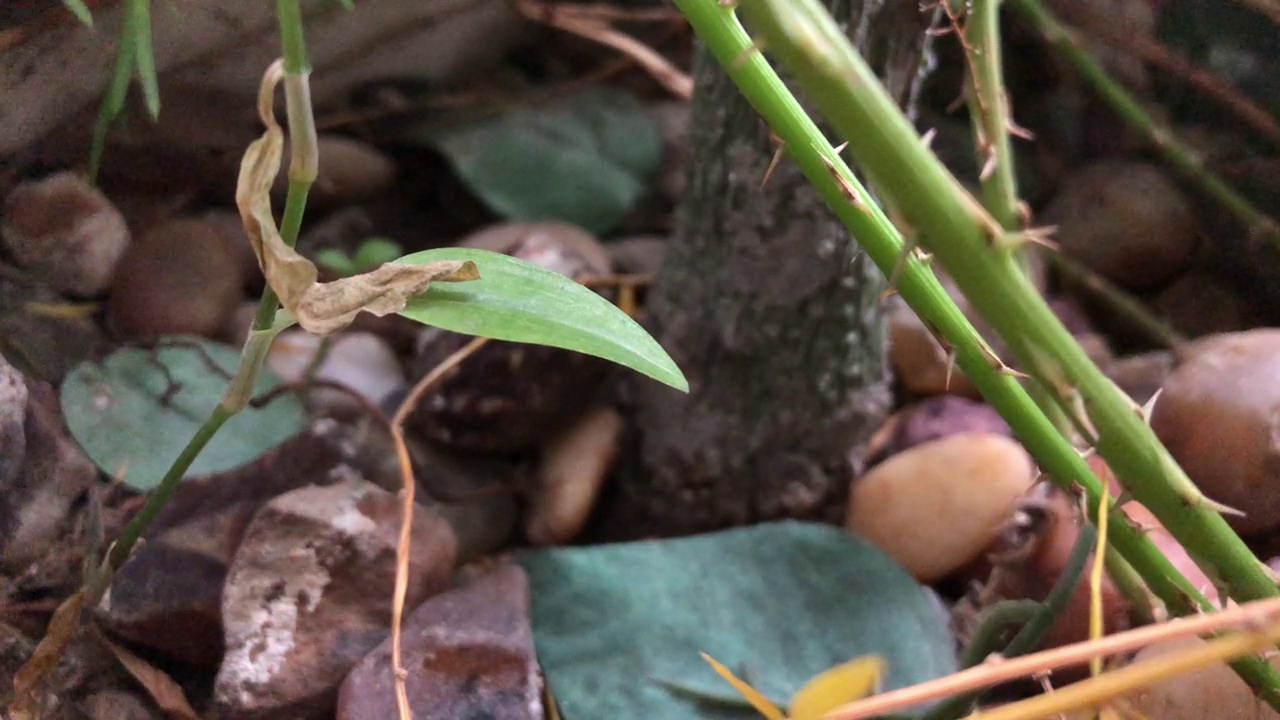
864;396;1012;468
337;563;542;720
214;473;457;720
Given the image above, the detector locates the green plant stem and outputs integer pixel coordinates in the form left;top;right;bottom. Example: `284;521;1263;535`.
926;524;1099;720
672;0;1280;706
955;0;1020;232
1007;0;1280;247
277;0;310;74
100;0;316;582
672;0;1195;608
101;407;232;572
1048;252;1187;350
738;0;1277;607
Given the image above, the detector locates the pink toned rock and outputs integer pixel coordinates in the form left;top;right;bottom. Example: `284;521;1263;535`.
214;472;456;720
337;563;541;720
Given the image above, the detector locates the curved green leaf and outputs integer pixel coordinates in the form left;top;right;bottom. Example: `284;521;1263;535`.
398;247;687;392
60;337;306;490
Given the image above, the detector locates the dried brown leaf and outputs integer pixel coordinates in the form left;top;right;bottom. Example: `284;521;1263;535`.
235;61;479;336
97;631;200;720
9;590;85;720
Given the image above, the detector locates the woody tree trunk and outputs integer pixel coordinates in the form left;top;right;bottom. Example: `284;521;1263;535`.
598;0;937;537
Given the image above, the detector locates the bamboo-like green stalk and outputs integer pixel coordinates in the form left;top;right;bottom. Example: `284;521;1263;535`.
1007;0;1280;248
671;0;1195;606
952;0;1020;232
736;0;1277;605
100;0;316;587
671;0;1280;705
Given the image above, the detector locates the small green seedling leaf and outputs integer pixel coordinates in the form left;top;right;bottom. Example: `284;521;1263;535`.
314;249;358;277
352;237;404;270
62;0;94;26
127;0;161;119
398;247;688;392
60;337;306;489
422;88;663;234
316;239;405;278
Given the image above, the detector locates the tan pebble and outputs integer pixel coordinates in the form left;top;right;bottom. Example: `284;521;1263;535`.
847;432;1035;582
526;405;624;546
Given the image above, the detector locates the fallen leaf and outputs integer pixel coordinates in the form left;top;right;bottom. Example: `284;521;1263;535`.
788;656;883;720
520;522;956;719
10;591;86;720
701;652;787;720
235;62;478;335
97;631;200;720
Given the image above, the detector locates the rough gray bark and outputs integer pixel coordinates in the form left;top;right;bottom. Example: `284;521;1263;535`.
598;0;936;537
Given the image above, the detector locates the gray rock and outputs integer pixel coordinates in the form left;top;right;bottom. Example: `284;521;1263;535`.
0;382;97;573
0;352;27;486
337;563;541;720
215;472;457;720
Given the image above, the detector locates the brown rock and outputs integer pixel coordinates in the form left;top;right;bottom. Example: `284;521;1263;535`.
526;404;624;546
1157;272;1260;337
83;689;164;720
1;171;131;296
276;135;398;210
886;293;980;398
1044;161;1197;291
1150;330;1280;535
337;563;542;720
109;214;245;340
214;472;457;720
1105;350;1174;407
97;429;351;669
1120;636;1280;720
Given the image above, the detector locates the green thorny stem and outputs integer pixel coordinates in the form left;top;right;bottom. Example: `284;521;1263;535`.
672;0;1280;707
1007;0;1280;250
99;0;316;586
924;524;1099;720
946;0;1020;233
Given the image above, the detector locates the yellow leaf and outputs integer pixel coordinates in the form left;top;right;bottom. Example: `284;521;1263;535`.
700;652;787;720
789;655;884;720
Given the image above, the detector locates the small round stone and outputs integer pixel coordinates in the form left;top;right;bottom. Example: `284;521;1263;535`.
847;433;1035;582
